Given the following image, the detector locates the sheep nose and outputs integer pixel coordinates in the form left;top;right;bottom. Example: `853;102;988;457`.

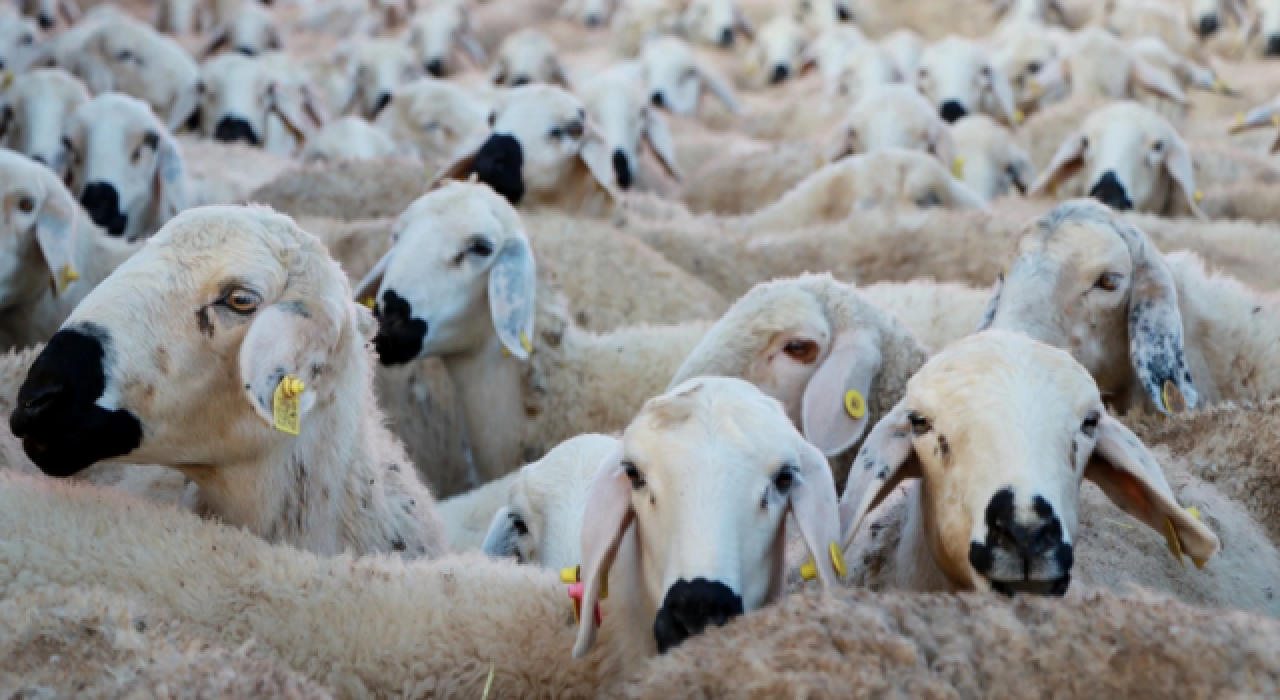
1088;171;1133;211
769;64;789;84
939;100;968;123
510;75;531;87
1197;14;1220;38
372;289;428;367
213;116;261;146
372;92;393;117
38;13;54;29
470;133;526;205
585;13;602;27
719;28;734;47
837;3;852;21
80;182;128;237
30;154;48;167
1268;35;1280;56
969;490;1073;598
612;149;633;189
650;92;665;108
425;59;444;77
652;578;743;653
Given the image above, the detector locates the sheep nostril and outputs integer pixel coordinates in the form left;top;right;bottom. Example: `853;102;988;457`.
38;14;54;29
425;59;444;77
612;150;633;189
650;92;665;108
372;93;393;117
1197;15;1220;38
20;384;68;421
511;75;530;87
769;65;789;84
719;28;734;47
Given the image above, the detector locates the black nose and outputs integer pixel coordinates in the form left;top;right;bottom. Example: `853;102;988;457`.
1089;171;1133;211
969;490;1073;597
1197;14;1220;38
38;13;54;29
11;325;143;478
470;133;526;204
372;92;393;117
612;149;633;190
213;116;260;146
837;3;852;21
653;578;743;653
719;28;734;47
372;289;428;366
769;64;789;84
80;182;128;237
650;92;665;108
510;75;531;87
1268;35;1280;57
425;59;444;77
31;154;47;166
585;13;602;27
939;100;968;123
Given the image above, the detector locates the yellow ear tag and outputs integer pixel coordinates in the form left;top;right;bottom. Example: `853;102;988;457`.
952;156;965;178
1163;516;1185;567
1162;380;1187;414
560;567;578;584
1187;506;1201;521
359;296;375;309
1014;109;1025;124
1273;115;1280;128
829;541;847;579
800;557;817;581
0;71;12;89
1235;112;1245;126
844;389;866;420
520;332;533;355
272;376;305;436
1194;190;1204;202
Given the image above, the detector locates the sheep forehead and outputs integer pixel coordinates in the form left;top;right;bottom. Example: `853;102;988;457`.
396;184;518;252
493;87;582;134
1086;102;1169;140
73;95;158;139
12;70;84;102
0;151;50;197
716;276;831;339
923;38;983;71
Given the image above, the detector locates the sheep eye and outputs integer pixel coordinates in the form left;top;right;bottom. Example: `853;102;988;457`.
221;287;262;314
20;34;33;46
1080;137;1089;151
908;411;931;436
622;461;646;489
1081;411;1100;437
467;238;494;257
980;65;992;79
1094;272;1122;292
488;111;497;127
681;68;697;82
511;514;529;537
116;49;135;62
17;196;34;214
564;120;584;140
1027;61;1042;74
1151;139;1165;153
782;339;819;364
772;466;795;495
549;126;564;139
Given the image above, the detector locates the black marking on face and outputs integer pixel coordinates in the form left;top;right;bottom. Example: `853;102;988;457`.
652;578;744;653
196;305;216;338
278;300;311;318
372;289;427;366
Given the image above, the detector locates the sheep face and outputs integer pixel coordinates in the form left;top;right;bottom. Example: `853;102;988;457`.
10;206;357;478
572;377;844;657
198;4;284;59
1028;102;1202;218
63;94;187;241
0;16;41;74
641;37;741;116
994;30;1062;113
490;29;567;89
336;39;420;120
426;86;617;206
581;78;683;188
741;16;805;87
917;38;1018;128
0;69;89;177
375;79;490;164
359;183;535;365
169;54;321;150
0;151;84;310
830;42;899;101
792;0;854;32
980;200;1197;416
841;330;1219;595
680;0;750;48
19;0;76;30
403;1;484;78
828;85;955;167
950;115;1034;201
801;26;864;94
80;20;196;116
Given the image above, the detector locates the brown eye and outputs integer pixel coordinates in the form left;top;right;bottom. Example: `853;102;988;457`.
908;411;931;436
782;339;819;364
564;120;584;139
1094;272;1121;292
223;287;261;314
622;461;646;489
17;196;34;213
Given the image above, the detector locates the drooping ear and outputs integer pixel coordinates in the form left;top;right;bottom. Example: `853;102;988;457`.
423;126;489;191
789;439;846;587
1161;131;1205;219
733;6;755;39
458;23;488;66
1086;414;1220;568
58;0;80;24
642;107;684;182
488;236;537;360
578;121;622;197
238;298;344;430
197;23;233;60
1120;221;1198;414
698;63;744;115
838;401;922;550
151;130;188;233
548;56;572;89
1228;102;1280;154
354;245;393;305
1130;57;1188;105
976;271;1005;331
267;82;319;146
481;506;521;559
928;121;956;171
34;168;82;297
986;63;1020;128
1008;144;1036;195
802;328;883;457
490;57;510;85
1028;130;1085;198
166;80;202;133
572;444;635;659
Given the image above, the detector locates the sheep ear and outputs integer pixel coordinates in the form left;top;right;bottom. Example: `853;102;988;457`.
976;272;1004;331
354;248;392;305
986;63;1020;128
268;82;318;145
838;401;921;551
58;0;81;24
642;108;684;182
1229;102;1280;147
424;127;488;191
1028;130;1085;198
459;26;487;65
490;58;509;85
789;439;846;585
167;80;202;133
1123;226;1198;415
929;123;957;173
572;444;635;659
1009;145;1036;195
488;237;537;360
1086;414;1220;568
733;6;755;39
1162;133;1205;219
197;23;232;60
698;64;744;115
549;57;572;89
802;328;883;457
266;25;284;51
579;121;622;197
151;131;188;232
481;506;521;558
238;299;344;430
35;169;81;298
1130;57;1188;105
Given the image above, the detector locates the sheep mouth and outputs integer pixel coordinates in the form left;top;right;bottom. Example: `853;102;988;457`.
990;575;1070;598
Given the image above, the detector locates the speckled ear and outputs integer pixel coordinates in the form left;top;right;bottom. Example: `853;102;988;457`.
1125;233;1197;415
1028;130;1085;198
572;444;633;659
488;237;536;360
838;401;921;552
790;439;844;586
239;302;342;430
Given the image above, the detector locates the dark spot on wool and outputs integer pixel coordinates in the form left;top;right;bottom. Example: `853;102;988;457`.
278;300;311;318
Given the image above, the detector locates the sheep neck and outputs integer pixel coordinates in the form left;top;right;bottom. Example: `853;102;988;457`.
893;482;965;593
441;327;531;482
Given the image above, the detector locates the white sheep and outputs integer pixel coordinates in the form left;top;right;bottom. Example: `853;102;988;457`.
799;24;866;96
0;68;88;178
354;182;710;481
373;77;492;168
679;0;754;48
951;114;1036;201
828;38;902;102
1230;93;1280;154
579;66;685;192
0;14;42;74
879;29;922;84
402;0;487;78
738;14;806;88
329;38;421;120
917;37;1019;127
840;330;1241;604
490;28;569;88
826;83;956;167
993;22;1066;116
17;0;77;31
1029;29;1192;115
8;205;449;558
300;115;399;162
640;35;743;116
195;2;284;59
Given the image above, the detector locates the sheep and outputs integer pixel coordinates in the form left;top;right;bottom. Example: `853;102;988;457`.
490;28;569;88
1030;29;1192;117
248;157;431;222
836;331;1280;616
799;25;867;96
993;23;1066;116
1028;101;1205;218
355;182;710;481
950;114;1036;201
579;66;685;192
826;84;956;167
739;14;806;88
1230;94;1280;154
792;0;856;33
1188;0;1249;38
679;0;754;48
168;52;324;154
300;116;399;163
828;39;902;102
0;68;88;178
330;38;421;120
991;0;1073;27
916;37;1019;127
196;2;284;59
0;151;139;351
640;35;743;117
372;77;491;169
57;14;199;120
0;14;42;74
402;0;486;78
1102;0;1201;59
8;205;449;559
427;84;620;216
615;587;1280;697
879;29;922;84
17;0;77;31
1;586;332;699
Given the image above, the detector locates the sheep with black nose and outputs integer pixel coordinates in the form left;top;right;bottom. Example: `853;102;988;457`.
579;67;684;192
330;38;421;120
490;28;570;88
0;15;42;74
0;69;88;178
916;37;1019;128
402;0;485;78
196;2;284;59
679;0;753;48
640;35;743;117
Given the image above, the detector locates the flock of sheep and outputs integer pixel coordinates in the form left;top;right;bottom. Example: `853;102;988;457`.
3;0;1280;695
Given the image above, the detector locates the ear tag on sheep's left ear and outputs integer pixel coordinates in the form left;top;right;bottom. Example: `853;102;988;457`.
801;542;848;581
1014;109;1025;124
359;296;376;309
1194;190;1204;203
952;157;965;179
273;376;305;436
844;389;866;420
1162;380;1187;414
562;566;605;625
